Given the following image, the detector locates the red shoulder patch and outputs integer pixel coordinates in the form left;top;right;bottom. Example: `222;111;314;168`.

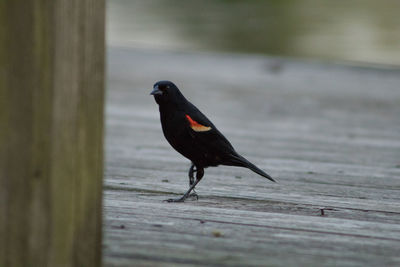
185;114;212;132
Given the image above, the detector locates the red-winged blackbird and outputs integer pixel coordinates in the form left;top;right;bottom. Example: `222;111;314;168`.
151;80;275;202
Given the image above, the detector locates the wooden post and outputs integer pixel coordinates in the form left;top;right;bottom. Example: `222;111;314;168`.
0;0;105;266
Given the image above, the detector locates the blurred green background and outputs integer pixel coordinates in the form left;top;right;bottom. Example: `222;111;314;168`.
107;0;400;66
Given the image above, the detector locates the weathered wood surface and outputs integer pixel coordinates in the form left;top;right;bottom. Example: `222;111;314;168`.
0;1;105;266
104;47;400;266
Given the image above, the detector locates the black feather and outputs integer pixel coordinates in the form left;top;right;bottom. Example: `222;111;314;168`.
152;80;275;201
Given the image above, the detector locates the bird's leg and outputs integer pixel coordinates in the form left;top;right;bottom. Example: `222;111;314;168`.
165;167;204;202
188;164;198;199
188;164;196;186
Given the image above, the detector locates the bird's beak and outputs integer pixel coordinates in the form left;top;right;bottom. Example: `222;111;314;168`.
150;86;163;96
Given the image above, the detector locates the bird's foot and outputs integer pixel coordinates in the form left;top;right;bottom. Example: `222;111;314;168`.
163;190;198;202
164;196;186;203
188;192;199;200
188;189;199;200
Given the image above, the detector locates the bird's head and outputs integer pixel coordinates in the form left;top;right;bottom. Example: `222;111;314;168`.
150;80;184;105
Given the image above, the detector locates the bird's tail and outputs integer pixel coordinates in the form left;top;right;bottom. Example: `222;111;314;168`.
227;153;276;182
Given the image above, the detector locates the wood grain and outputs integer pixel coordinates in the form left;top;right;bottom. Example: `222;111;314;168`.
0;1;104;266
104;47;400;266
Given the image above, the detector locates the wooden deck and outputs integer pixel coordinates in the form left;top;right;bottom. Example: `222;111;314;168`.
103;47;400;266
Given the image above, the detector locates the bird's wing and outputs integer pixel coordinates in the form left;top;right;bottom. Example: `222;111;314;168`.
184;102;236;154
184;102;215;130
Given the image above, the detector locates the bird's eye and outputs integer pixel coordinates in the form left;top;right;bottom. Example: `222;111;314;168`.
160;85;169;91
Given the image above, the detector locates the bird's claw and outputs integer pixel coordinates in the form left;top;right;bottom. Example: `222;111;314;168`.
163;191;198;203
163;197;185;203
188;192;199;200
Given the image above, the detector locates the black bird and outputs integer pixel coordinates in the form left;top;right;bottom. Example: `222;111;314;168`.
151;80;275;202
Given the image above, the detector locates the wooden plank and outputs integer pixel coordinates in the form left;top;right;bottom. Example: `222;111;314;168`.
104;191;400;266
0;1;105;266
103;47;400;266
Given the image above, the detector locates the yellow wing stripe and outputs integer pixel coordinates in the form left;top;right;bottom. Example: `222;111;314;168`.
185;115;212;132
